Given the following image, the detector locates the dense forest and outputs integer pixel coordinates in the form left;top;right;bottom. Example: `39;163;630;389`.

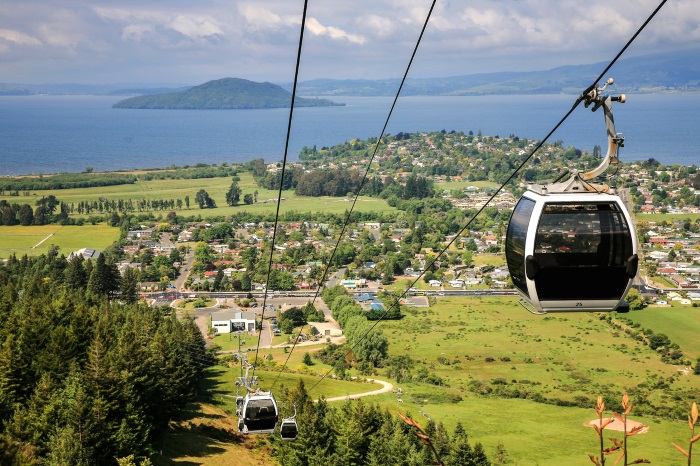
0;251;212;465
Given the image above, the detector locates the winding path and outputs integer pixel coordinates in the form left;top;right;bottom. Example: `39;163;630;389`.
322;378;394;402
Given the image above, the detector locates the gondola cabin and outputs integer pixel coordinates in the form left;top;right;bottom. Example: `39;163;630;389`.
506;189;637;314
279;418;299;440
239;391;279;434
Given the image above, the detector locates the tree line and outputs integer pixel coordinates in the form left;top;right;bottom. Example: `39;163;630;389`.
0;250;212;465
0;165;239;193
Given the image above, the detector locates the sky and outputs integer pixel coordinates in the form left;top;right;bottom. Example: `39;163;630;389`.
0;0;698;86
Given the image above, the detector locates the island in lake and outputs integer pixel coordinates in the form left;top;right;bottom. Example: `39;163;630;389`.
112;77;344;109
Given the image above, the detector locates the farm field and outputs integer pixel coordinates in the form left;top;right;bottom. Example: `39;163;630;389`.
0;172;398;217
0;224;119;259
635;212;700;224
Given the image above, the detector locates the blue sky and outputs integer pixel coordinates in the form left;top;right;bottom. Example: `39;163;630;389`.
0;0;697;85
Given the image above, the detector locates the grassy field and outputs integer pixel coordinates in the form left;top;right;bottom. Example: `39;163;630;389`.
372;296;700;465
0;224;119;259
436;180;500;191
635;212;700;224
624;305;700;359
0;172;397;218
181;295;700;465
153;402;274;466
204;365;382;409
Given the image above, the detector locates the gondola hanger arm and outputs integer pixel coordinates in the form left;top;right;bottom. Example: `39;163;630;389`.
581;78;626;181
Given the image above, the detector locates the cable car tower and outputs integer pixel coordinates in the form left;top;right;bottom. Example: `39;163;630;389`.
505;79;638;314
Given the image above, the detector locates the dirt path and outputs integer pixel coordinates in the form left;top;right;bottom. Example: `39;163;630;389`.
322;378;394;402
33;231;57;249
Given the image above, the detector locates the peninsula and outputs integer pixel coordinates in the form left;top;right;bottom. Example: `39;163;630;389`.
112;77;344;109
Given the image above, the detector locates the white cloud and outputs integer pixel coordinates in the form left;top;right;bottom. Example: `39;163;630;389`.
238;4;284;31
168;15;223;41
305;17;366;44
93;7;223;44
359;15;395;39
121;23;153;42
0;29;42;46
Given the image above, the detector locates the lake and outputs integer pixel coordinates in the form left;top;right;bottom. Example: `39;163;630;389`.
0;93;697;176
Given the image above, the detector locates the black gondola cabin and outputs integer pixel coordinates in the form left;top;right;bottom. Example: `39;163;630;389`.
506;190;637;313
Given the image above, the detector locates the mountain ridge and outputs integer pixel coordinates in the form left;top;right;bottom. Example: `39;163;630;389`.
2;48;699;97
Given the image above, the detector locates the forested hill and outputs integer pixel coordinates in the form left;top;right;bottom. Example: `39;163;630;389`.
112;77;344;109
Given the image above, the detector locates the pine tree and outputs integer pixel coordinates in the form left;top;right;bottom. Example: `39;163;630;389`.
65;254;87;290
120;267;139;304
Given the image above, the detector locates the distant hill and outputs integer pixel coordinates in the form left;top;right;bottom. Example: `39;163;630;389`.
112;78;344;109
107;86;191;96
291;48;700;96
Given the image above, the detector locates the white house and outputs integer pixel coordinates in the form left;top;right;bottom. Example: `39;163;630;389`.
210;310;257;334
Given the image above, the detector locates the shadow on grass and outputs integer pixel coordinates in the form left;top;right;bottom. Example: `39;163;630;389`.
154;404;245;466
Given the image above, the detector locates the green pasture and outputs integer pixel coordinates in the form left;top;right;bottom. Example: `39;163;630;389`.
0;172;397;217
0;224;119;259
373;390;690;465
373;296;700;464
209;333;260;353
473;253;506;267
625;306;700;359
205;365;382;408
435;180;500;191
635;212;700;224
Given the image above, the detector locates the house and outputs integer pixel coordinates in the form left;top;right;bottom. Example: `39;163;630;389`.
69;248;101;260
139;282;159;292
210;310;257;334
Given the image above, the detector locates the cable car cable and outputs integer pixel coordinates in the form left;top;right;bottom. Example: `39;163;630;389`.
252;0;309;380
270;0;438;390
306;0;668;393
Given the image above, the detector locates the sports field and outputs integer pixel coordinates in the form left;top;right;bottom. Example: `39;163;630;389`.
0;224;119;259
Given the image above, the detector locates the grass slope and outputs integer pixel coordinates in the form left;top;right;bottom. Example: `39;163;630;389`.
374;296;700;464
153;403;274;466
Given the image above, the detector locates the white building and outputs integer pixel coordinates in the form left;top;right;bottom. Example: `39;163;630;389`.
210;310;257;334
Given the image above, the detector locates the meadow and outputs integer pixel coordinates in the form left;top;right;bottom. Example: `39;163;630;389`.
635;212;700;224
0;224;119;259
625;304;700;359
369;296;700;465
178;295;700;465
0;171;398;218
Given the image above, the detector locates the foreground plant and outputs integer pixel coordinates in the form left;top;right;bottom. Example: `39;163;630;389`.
398;412;445;466
671;402;700;465
589;396;618;466
589;394;650;465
